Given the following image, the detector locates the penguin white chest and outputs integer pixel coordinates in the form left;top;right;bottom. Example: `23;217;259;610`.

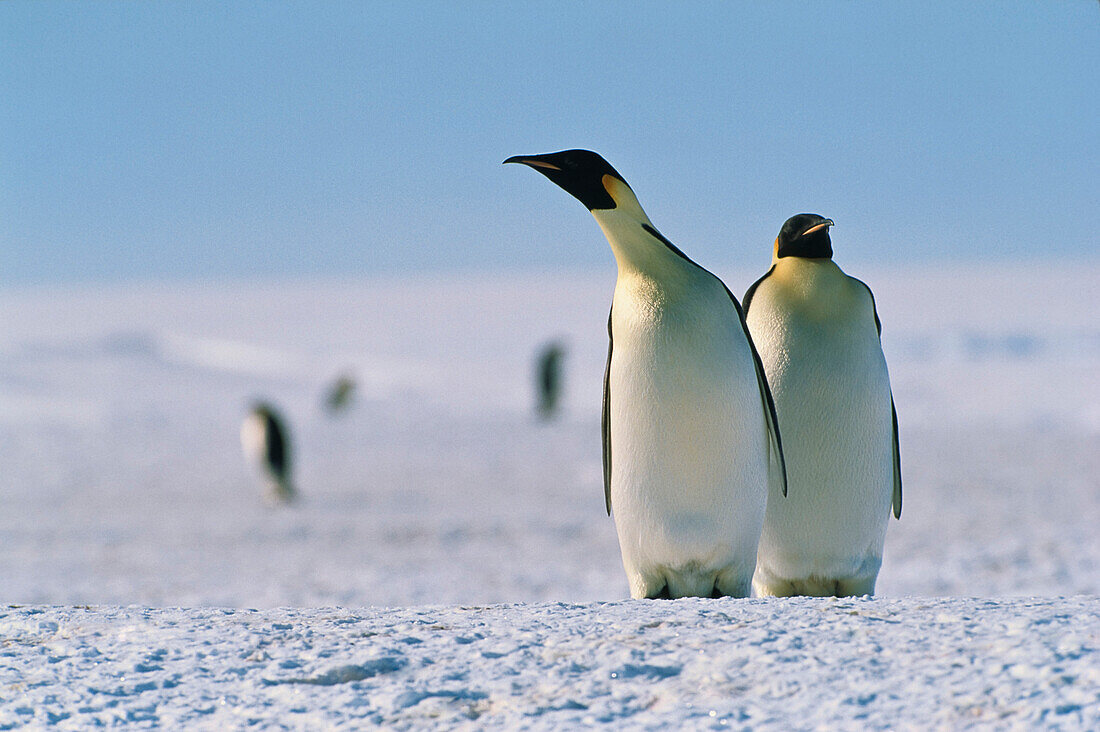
240;414;270;471
608;275;769;597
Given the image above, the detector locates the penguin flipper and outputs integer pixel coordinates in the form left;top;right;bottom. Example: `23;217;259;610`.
265;415;289;481
602;304;614;516
890;397;902;519
750;333;788;498
851;277;883;336
856;277;902;519
724;284;788;497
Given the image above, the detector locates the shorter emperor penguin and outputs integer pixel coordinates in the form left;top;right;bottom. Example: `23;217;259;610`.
744;214;901;597
534;340;566;421
241;401;296;503
505;150;786;599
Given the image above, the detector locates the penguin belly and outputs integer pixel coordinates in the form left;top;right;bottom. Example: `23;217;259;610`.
610;277;769;599
747;271;893;596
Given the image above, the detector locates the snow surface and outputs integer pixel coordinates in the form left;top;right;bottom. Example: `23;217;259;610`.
1;261;1098;726
3;598;1097;729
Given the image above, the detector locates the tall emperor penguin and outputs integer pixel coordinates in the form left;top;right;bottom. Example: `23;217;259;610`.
744;214;902;597
505;150;786;599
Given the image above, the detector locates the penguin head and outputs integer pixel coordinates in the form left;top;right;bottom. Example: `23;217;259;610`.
776;214;835;259
249;401;273;419
504;149;632;212
248;400;285;429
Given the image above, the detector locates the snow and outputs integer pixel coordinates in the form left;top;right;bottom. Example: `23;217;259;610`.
1;260;1098;726
3;598;1097;729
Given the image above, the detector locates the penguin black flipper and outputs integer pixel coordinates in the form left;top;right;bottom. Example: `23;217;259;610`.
890;398;902;519
265;412;289;482
735;261;791;496
853;277;902;520
742;265;776;314
602;304;614;516
724;284;789;497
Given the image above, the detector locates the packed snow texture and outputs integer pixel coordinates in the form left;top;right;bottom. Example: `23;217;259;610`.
1;261;1098;726
3;598;1097;729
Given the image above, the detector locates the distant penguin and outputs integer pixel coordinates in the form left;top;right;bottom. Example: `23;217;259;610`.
744;214;901;597
241;402;296;503
506;150;786;599
534;341;566;421
324;373;357;415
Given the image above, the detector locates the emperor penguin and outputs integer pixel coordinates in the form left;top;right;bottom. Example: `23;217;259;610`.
505;150;787;599
534;340;566;421
241;401;296;503
744;214;901;597
324;372;357;415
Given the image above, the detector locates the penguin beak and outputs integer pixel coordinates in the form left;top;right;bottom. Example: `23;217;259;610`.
801;219;835;237
503;155;562;171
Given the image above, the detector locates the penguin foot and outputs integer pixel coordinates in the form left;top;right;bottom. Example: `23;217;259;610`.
753;574;877;598
637;571;752;599
645;584;671;600
835;576;876;597
265;480;296;505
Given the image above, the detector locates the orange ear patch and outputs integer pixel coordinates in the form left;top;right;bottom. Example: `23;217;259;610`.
602;174;625;204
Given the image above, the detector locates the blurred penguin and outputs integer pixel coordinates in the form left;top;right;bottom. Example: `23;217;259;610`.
534;341;566;421
323;372;357;415
241;401;296;503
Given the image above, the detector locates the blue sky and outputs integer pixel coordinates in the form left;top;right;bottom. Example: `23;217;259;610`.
2;1;1097;285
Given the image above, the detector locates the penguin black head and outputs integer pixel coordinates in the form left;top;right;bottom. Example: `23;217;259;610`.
776;214;835;259
250;401;278;423
504;149;627;211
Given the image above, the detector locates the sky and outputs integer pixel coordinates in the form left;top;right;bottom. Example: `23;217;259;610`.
1;1;1097;286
